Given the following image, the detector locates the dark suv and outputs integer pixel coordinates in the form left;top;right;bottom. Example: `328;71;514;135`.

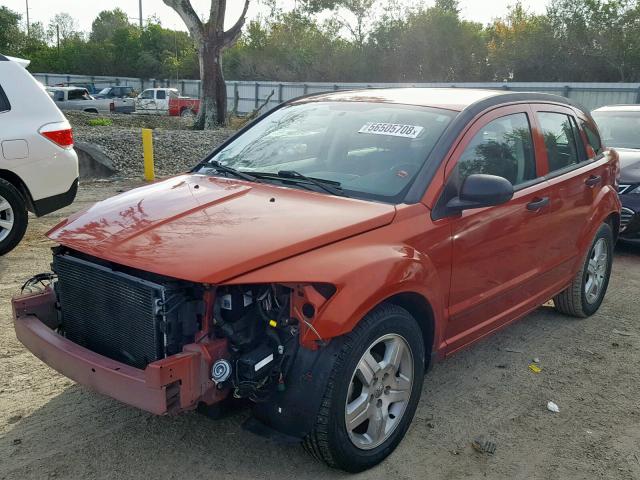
592;105;640;240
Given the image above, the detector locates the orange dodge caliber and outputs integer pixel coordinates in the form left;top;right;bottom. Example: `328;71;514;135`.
13;89;621;472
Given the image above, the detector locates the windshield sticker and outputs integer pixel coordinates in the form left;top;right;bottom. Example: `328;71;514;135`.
358;123;424;138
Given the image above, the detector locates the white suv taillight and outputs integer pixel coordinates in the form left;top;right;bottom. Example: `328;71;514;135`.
39;122;74;149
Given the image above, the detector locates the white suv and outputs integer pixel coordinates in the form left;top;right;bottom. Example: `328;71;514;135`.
0;54;79;255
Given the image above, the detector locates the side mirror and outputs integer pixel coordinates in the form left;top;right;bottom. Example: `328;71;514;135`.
447;174;514;211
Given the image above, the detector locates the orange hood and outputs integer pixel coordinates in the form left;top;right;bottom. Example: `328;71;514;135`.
48;175;396;283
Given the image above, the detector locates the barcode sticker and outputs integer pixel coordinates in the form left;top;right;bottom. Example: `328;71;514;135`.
358;123;424;138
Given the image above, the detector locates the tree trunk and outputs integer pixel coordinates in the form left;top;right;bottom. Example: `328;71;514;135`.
196;41;227;130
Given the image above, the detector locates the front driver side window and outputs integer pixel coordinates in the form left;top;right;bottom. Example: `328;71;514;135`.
457;113;536;187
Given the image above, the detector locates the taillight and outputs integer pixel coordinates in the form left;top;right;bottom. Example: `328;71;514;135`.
41;128;74;149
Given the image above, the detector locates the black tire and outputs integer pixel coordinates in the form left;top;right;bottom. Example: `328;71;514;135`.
303;303;425;472
554;223;614;317
0;179;28;256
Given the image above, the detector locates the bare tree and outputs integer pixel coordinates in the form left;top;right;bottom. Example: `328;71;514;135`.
163;1;250;129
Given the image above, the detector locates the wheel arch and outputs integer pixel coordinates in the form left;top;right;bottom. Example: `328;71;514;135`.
605;211;620;241
383;291;436;369
0;169;34;211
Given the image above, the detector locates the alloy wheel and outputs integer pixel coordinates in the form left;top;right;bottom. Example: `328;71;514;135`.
0;194;14;242
585;237;608;304
344;333;413;450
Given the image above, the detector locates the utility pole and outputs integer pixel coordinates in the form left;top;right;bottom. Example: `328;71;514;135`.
25;0;30;36
56;24;60;55
139;0;143;28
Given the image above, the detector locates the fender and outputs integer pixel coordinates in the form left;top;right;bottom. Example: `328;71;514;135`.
574;182;621;271
224;201;452;349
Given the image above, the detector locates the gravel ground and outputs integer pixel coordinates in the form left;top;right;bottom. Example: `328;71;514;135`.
66;112;235;177
1;180;639;480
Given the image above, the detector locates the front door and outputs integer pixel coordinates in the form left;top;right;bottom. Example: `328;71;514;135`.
136;89;156;114
442;105;554;354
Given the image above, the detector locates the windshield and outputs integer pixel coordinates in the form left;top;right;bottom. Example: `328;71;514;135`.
592;111;640;149
200;101;455;202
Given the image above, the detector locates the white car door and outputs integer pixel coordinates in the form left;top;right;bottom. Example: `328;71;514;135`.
136;89;156;114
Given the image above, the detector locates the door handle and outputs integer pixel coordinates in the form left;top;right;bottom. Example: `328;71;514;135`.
526;197;550;211
585;175;602;187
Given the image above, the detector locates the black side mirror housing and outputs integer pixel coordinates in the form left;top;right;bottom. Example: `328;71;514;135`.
446;174;514;211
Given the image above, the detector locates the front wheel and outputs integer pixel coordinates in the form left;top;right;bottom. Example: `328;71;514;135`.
303;304;425;472
554;222;614;317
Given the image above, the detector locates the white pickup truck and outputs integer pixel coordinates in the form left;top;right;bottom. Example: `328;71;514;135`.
134;88;179;115
47;87;135;114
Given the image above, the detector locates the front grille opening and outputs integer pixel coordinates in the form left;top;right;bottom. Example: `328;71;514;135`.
53;252;204;369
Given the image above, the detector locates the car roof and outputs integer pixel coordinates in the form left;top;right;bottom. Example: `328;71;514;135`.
291;87;579;113
592;104;640;112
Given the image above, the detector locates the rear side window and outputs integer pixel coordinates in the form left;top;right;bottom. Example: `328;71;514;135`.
457;112;537;187
156;90;166;100
537;112;581;172
0;84;10;112
140;90;154;99
582;122;603;154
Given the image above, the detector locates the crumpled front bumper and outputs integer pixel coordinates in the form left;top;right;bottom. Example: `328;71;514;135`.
12;288;228;415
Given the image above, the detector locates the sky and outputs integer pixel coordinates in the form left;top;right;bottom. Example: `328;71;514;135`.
1;0;548;32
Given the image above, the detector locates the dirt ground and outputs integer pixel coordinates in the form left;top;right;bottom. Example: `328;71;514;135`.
1;179;639;480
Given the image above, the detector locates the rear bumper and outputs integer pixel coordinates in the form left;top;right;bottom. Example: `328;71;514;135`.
32;178;78;216
12;289;228;415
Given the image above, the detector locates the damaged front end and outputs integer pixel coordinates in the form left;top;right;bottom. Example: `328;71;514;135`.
12;248;336;425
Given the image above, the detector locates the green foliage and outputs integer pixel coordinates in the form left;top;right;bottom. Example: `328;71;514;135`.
4;1;640;83
87;118;113;127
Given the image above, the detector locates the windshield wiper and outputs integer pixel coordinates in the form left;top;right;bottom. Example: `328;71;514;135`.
204;161;258;183
272;170;345;196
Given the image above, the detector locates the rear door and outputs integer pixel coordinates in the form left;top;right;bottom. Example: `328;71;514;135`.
155;89;169;114
442;105;556;354
529;104;608;284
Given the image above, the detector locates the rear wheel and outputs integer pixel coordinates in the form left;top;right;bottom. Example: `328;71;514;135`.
303;303;424;472
554;223;613;317
0;179;28;256
181;108;195;118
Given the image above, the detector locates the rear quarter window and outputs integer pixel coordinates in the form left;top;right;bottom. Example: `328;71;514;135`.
582;122;603;154
0;84;10;112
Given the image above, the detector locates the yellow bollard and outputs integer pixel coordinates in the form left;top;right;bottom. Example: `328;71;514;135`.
142;128;155;182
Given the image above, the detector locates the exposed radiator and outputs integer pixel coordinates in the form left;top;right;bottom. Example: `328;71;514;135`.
53;253;202;369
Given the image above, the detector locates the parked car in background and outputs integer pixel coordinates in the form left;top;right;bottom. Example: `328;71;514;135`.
48;86;134;114
13;89;619;471
592;105;640;240
135;87;199;116
47;87;113;114
0;54;78;255
94;86;135;99
134;88;178;115
93;86;136;113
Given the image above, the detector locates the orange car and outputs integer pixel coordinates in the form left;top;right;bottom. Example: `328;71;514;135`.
13;89;620;472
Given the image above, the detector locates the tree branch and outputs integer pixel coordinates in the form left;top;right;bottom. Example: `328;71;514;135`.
223;0;250;46
213;0;226;33
162;0;204;41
